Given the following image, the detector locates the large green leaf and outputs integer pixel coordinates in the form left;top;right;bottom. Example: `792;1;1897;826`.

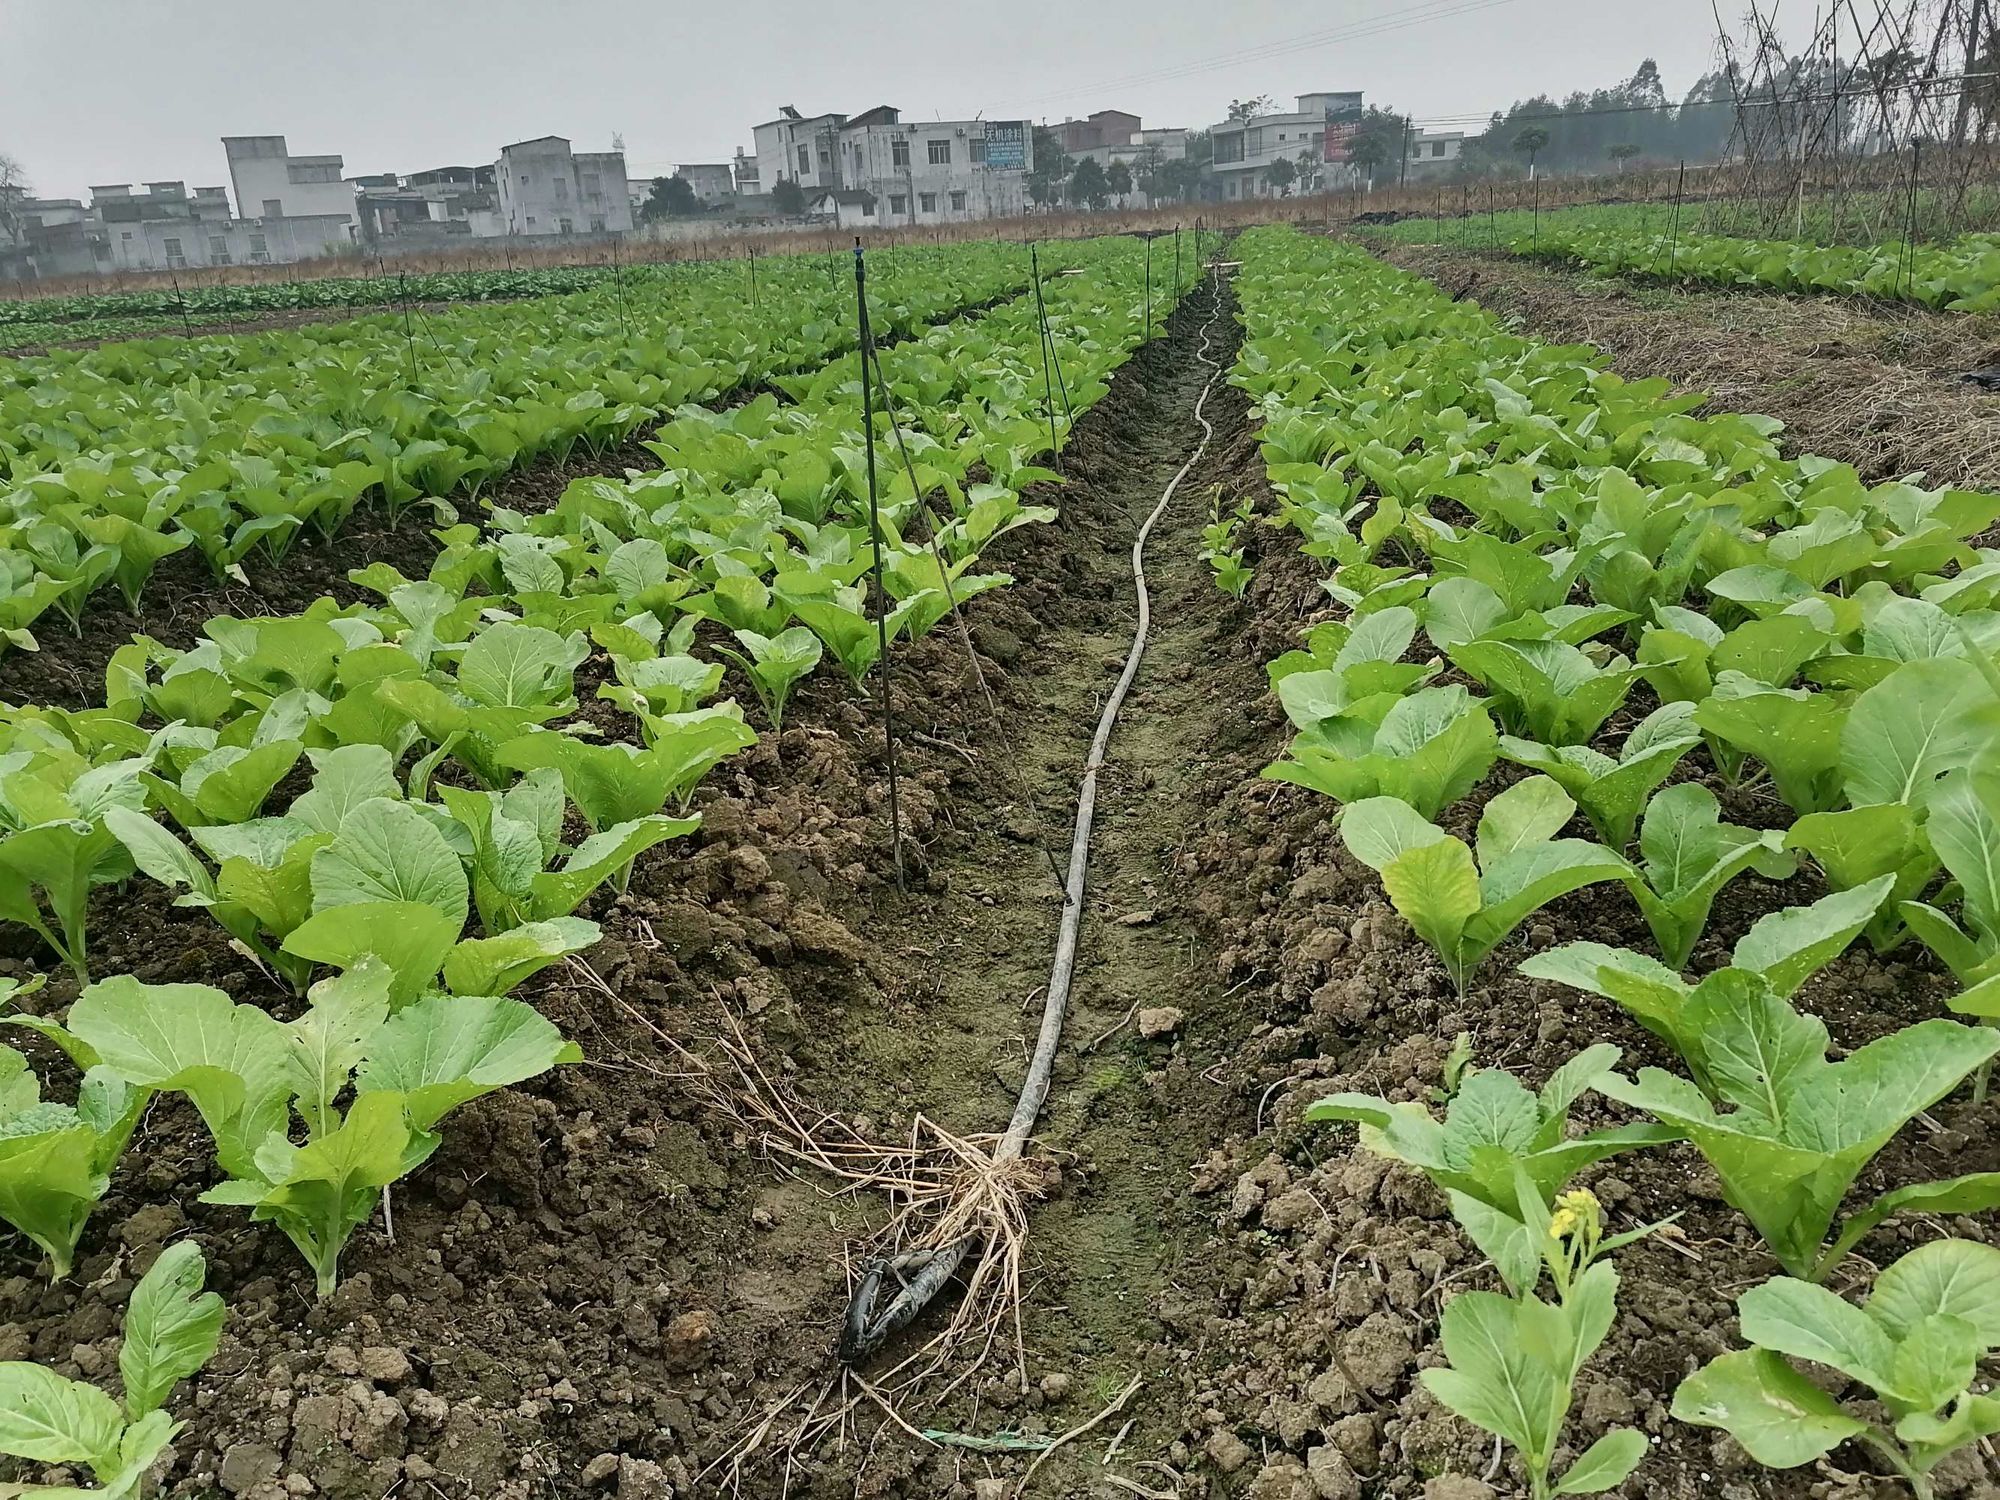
118;1239;224;1419
355;993;582;1135
1672;1348;1866;1467
310;797;469;932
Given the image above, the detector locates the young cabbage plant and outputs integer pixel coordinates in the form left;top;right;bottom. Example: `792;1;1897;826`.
1264;685;1496;820
1592;985;2000;1280
716;627;824;734
375;621;588;788
1784;802;1936;952
1424;1222;1650;1499
498;708;755;828
0;751;150;981
1899;766;2000;984
1497;700;1701;851
0;1239;224;1499
0;985;147;1280
1693;673;1851;814
1447;635;1650;748
1620;783;1795;967
1522;876;1896;1100
1674;1239;2000;1500
1306;1045;1673;1296
1265;607;1438;697
1338;778;1633;992
597;651;724;718
62;962;579;1297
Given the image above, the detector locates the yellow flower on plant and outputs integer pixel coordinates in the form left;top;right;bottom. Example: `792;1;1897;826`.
1549;1188;1599;1241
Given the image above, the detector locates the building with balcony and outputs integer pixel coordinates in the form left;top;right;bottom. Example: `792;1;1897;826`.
1209;91;1364;200
756;103;1032;227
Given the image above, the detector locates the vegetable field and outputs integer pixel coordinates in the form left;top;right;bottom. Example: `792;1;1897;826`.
2;213;1998;1500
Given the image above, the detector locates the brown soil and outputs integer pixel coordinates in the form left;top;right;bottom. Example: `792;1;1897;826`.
1380;242;2000;491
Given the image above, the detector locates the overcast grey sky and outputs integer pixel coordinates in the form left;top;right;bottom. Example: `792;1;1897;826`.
1;0;1801;201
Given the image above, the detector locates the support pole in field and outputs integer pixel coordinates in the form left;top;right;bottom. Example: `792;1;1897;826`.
852;240;904;892
1144;233;1153;339
610;237;630;344
1029;243;1063;471
748;247;759;309
1904;138;1923;299
1174;226;1182;297
168;270;192;338
397;272;420;388
1661;160;1687;284
1531;175;1541;255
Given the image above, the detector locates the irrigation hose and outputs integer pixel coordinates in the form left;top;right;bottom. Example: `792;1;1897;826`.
840;261;1232;1364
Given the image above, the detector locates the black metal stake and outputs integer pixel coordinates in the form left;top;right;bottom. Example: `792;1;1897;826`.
853;240;904;892
1029;243;1061;468
610;237;629;344
168;270;192;337
397;272;420;387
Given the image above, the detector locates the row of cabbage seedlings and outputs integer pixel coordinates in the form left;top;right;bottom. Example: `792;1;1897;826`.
0;239;1065;652
0;238;1193;1326
1227;225;2000;1500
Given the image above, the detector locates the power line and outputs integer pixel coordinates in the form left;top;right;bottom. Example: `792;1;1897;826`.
991;0;1531;113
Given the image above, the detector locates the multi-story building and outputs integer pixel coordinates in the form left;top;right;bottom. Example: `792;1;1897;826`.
222;136;355;230
352;163;502;247
754;104;1032;227
1402;127;1467;179
732;147;760;195
88;180;349;272
1209;91;1364;200
674;163;736;203
1060;109;1141;155
493;136;632;236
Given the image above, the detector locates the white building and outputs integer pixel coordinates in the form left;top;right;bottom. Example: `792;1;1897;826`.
222;136;355;231
494;136;633;236
1209;92;1364;200
90;181;348;271
1404;128;1466;179
754;104;1032;228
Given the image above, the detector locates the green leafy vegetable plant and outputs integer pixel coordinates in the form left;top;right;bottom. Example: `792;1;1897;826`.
0;1239;224;1499
1674;1239;2000;1498
1338;777;1632;991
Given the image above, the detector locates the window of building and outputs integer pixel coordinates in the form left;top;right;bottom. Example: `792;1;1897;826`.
519;173;530;185
119;230;132;241
796;144;810;174
208;235;229;264
582;172;601;195
554;176;568;199
927;138;951;165
970;137;987;164
919;191;936;213
262;198;283;218
949;190;966;211
861;198;876;217
163;236;185;268
248;233;269;263
1246;128;1264;155
891;138;910;169
559;218;574;234
1432;142;1447;157
526;215;537;227
817;147;831;171
590;216;605;232
889;193;907;215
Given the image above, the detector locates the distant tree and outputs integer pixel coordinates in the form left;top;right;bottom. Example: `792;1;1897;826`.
1347;131;1392;186
1182;129;1215;169
1263;156;1297;195
1157;157;1203;202
0;152;29;245
1294;148;1324;194
640;175;700;221
1607;142;1642;172
1513;125;1552;178
1068;156;1110;210
1132;143;1164;201
771;176;807;217
1227;96;1274;123
1029;124;1072;209
1105;159;1133;203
